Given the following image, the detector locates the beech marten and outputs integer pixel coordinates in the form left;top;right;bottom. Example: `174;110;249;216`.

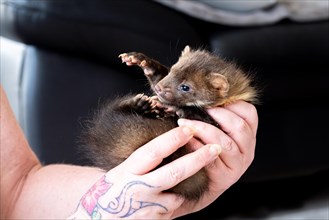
80;46;259;201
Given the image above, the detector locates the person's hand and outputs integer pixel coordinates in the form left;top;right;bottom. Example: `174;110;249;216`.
67;100;258;219
67;126;221;219
173;101;258;218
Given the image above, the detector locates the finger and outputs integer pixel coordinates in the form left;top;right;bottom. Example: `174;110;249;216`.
185;137;203;151
178;119;243;170
123;126;194;175
207;107;256;156
145;144;221;190
178;119;235;152
223;101;259;136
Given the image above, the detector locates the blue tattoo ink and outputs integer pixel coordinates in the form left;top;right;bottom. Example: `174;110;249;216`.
101;180;168;218
122;197;168;218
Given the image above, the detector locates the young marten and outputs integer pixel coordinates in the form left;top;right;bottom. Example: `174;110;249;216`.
80;46;259;201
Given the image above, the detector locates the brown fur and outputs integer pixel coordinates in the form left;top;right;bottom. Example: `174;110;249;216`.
80;46;259;201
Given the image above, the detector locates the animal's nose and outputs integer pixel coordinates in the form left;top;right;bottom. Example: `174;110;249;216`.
154;84;163;93
155;84;173;100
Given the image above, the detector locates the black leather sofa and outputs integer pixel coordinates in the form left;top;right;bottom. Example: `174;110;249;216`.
1;0;328;219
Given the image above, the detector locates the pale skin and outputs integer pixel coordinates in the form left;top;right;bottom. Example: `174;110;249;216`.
0;85;258;219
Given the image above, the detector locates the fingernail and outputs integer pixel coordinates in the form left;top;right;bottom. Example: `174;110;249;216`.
209;144;222;156
177;118;190;126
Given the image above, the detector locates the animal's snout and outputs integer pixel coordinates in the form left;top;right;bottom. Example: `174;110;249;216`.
155;84;173;101
154;84;163;93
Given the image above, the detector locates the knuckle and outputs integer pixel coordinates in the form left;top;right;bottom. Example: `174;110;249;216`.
145;146;160;161
195;149;209;166
206;160;217;169
168;165;184;184
170;130;184;145
230;147;240;157
247;104;259;126
248;104;258;118
235;118;249;133
221;137;233;151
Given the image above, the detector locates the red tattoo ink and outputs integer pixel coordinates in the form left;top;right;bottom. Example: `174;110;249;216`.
81;175;112;215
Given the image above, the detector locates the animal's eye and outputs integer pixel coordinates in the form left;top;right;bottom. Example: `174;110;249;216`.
180;84;190;92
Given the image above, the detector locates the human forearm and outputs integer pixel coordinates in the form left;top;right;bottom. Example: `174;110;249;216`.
1;86;105;219
9;164;105;219
0;86;41;218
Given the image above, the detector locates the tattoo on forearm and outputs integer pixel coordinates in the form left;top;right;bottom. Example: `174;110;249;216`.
80;175;112;217
103;180;168;217
75;176;168;219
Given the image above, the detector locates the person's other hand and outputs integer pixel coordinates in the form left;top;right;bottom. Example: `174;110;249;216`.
173;101;258;218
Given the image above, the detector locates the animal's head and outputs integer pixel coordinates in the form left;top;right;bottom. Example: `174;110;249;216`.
154;46;230;108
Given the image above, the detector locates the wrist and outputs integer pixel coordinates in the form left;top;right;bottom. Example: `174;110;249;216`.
66;206;91;220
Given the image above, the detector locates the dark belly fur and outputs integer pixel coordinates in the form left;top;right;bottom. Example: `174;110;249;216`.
80;96;209;201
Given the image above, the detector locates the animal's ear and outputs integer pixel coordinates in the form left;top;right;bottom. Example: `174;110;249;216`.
181;45;191;56
210;73;229;97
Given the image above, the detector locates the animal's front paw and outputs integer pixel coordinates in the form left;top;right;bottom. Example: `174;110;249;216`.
150;98;178;118
119;52;145;66
132;94;157;113
119;52;158;76
119;52;155;76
